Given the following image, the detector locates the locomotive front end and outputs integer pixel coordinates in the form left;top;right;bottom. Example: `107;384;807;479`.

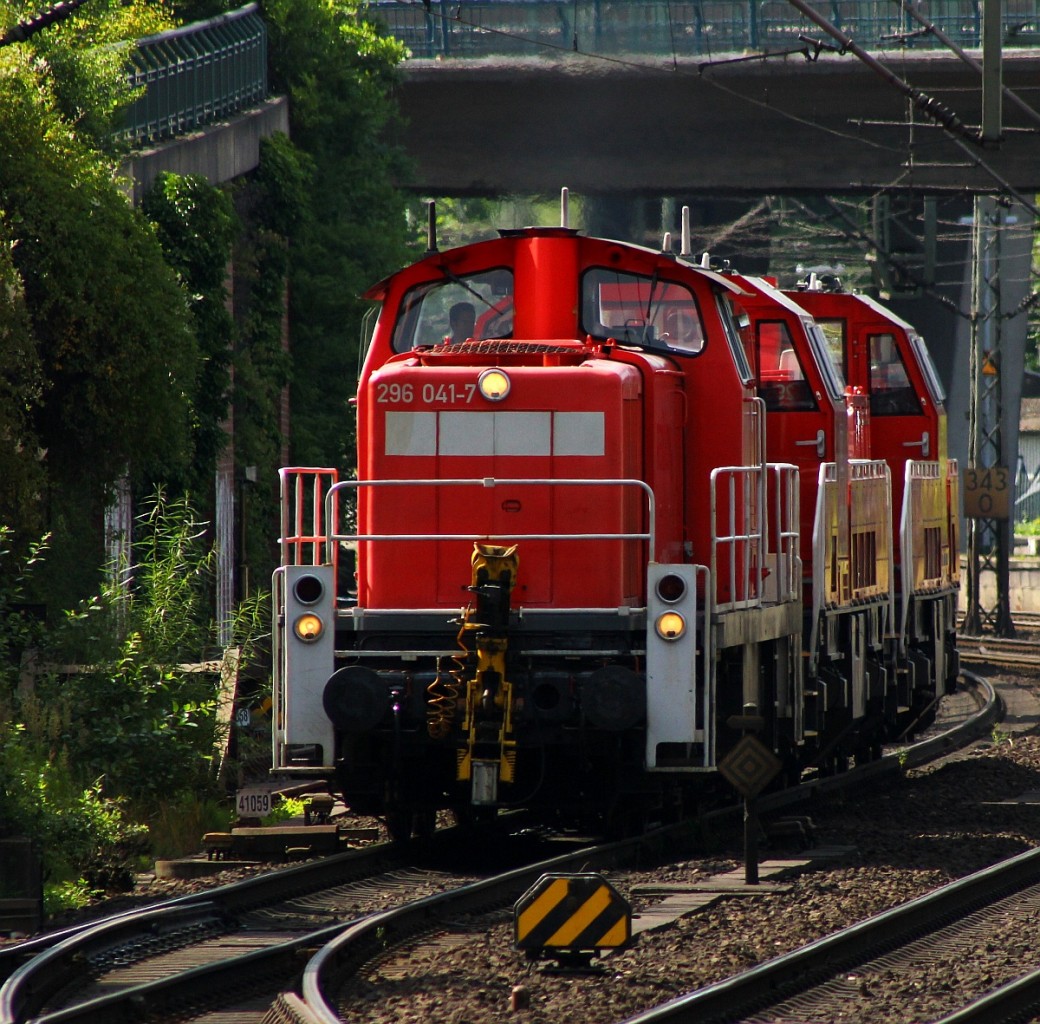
273;229;712;837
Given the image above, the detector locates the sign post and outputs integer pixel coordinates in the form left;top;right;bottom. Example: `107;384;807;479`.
718;704;782;885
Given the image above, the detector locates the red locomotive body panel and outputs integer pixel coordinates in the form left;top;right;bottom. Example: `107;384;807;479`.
359;355;654;610
787;287;947;556
357;229;758;602
727;275;846;571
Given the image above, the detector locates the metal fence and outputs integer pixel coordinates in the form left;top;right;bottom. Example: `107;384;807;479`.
119;3;268;146
366;0;1040;59
116;1;1040;146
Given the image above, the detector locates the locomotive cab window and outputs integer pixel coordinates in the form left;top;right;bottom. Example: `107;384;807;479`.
752;321;817;412
392;269;514;352
815;319;848;383
581;268;705;354
869;332;920;416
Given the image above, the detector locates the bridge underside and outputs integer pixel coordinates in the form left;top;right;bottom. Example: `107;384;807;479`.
396;52;1040;195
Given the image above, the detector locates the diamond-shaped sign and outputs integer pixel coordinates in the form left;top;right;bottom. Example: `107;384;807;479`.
718;734;782;798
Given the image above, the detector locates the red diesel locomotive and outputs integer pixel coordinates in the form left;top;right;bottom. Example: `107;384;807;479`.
272;204;957;838
787;274;960;722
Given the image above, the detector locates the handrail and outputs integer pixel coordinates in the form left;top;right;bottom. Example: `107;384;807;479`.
321;476;656;565
119;3;268;146
367;0;1040;59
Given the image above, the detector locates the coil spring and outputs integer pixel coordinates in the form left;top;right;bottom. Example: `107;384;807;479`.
426;612;471;738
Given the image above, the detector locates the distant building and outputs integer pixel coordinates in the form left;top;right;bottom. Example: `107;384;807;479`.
1017;395;1040;524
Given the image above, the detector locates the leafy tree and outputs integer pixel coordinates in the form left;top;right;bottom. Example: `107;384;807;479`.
263;0;412;467
0;214;45;537
144;173;239;492
0;26;199;605
2;0;174;152
233;133;310;584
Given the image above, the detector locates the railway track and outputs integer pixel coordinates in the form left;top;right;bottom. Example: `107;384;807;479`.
958;633;1040;667
0;672;1001;1024
0;837;458;1024
619;844;1040;1024
268;673;1002;1024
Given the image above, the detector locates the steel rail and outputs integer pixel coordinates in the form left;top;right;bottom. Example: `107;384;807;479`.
0;673;997;1023
615;844;1040;1023
0;838;416;1021
289;672;999;1023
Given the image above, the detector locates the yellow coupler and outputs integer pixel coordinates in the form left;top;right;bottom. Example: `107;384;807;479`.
456;544;519;787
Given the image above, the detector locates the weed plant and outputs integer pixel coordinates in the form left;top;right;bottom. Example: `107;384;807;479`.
0;491;269;909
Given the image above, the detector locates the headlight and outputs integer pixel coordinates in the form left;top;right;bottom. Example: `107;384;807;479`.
478;368;511;401
294;613;325;642
293;573;325;605
655;573;688;603
655;611;686;640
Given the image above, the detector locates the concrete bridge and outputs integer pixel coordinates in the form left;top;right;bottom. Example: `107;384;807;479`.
395;51;1040;196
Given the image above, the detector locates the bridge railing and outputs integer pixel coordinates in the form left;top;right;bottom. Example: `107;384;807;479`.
118;3;268;146
367;0;1040;58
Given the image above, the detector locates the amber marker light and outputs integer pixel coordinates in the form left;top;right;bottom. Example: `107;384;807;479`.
294;613;324;642
478;368;511;401
655;611;686;640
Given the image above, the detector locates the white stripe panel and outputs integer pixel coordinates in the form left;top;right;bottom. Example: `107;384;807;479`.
440;411;495;454
554;412;604;455
384;410;606;456
385;411;437;455
495;412;551;455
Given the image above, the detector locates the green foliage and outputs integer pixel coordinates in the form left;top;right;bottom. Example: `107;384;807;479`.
149;795;233;860
0;527;48;680
44;879;93;915
144;173;239;488
407;196;563;252
0;720;149;892
0;219;44;537
39;492;221;802
233;133;311;582
3;0;175;152
261;796;305;825
0;59;198;492
263;0;412;468
1017;517;1040;536
1;491;272;891
0;10;205;609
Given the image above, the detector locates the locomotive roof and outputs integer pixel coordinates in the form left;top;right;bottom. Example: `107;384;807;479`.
362;227;748;300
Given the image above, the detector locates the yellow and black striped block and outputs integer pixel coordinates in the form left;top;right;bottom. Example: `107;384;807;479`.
514;873;631;956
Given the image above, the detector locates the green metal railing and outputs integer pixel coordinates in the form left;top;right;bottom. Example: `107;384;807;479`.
117;1;1040;146
120;3;268;146
366;0;1040;58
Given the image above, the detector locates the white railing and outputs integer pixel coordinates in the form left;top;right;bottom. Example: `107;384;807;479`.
710;462;799;613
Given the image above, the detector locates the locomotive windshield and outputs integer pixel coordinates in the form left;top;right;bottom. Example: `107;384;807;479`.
815;320;847;382
581;268;705;353
391;269;514;352
868;332;921;416
748;320;818;413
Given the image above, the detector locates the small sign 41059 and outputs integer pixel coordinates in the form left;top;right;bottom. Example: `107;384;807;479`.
962;465;1010;519
236;788;271;818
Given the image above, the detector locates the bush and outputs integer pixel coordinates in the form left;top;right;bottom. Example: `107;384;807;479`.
0;721;148;892
1;491;269;893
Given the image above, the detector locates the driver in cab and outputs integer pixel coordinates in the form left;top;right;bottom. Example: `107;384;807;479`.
448;301;476;343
